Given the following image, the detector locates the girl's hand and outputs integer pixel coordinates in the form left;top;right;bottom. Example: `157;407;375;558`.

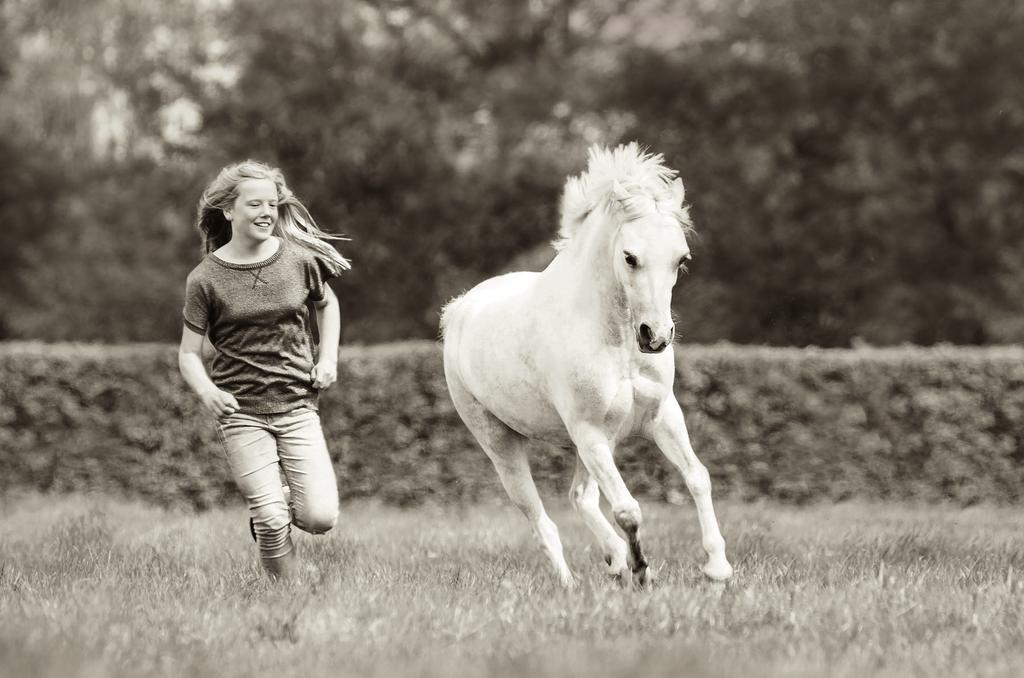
201;388;240;418
311;359;337;390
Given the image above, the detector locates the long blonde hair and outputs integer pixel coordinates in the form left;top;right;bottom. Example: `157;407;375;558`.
196;160;351;272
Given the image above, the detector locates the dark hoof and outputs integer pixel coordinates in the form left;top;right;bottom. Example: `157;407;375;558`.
610;566;631;588
634;566;655;589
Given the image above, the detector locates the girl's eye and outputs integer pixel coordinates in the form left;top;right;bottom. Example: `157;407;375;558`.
624;252;638;268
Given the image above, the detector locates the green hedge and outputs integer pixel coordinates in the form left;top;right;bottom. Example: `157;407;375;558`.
2;341;1023;508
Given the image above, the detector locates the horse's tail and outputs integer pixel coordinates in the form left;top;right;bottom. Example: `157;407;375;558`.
438;294;466;340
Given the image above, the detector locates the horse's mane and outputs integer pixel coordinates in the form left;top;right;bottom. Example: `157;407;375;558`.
554;142;692;251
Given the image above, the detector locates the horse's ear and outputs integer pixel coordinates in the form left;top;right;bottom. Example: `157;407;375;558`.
671;177;685;205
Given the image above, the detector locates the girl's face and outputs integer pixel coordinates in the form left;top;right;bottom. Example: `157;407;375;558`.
225;178;279;245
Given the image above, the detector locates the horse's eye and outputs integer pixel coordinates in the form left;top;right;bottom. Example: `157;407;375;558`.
678;254;692;272
624;252;638;268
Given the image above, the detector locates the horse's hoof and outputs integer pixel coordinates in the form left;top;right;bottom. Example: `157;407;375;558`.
702;559;733;581
611;566;632;588
634;565;655;589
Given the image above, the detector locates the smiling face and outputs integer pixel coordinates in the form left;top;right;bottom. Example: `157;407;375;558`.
224;178;279;247
614;213;691;353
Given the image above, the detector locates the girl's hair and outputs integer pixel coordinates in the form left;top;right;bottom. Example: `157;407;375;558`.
196;160;351;272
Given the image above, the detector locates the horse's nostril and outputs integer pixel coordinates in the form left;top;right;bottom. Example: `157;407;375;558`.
639;324;653;345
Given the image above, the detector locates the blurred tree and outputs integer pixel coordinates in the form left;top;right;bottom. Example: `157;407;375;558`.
0;0;1021;346
1;0;226;339
612;0;1024;345
198;0;639;340
0;1;67;337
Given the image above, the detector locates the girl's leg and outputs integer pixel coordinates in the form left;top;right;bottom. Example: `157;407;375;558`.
218;413;296;578
272;408;339;535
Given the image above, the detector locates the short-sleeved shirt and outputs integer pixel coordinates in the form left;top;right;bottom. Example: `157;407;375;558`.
182;237;340;414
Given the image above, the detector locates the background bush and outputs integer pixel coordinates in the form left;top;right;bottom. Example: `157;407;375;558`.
2;342;1022;509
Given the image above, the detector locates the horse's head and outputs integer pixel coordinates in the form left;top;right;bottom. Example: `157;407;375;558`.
556;143;695;354
609;177;691;354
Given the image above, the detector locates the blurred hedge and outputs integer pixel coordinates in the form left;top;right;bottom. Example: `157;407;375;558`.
2;341;1023;509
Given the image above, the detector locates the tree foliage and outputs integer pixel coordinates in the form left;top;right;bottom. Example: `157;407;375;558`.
615;0;1024;345
1;0;1021;345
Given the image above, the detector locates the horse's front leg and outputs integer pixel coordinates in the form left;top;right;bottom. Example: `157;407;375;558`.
569;456;629;577
646;398;733;581
574;425;653;587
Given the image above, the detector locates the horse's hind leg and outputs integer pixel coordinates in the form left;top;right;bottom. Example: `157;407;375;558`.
646;398;732;581
446;374;575;588
487;441;575;588
569;456;628;577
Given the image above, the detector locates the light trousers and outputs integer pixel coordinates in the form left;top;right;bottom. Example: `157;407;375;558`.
217;407;339;570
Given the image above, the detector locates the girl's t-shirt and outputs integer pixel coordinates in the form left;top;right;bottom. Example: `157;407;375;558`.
182;237;340;414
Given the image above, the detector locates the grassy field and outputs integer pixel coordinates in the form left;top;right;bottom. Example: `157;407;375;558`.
1;493;1022;678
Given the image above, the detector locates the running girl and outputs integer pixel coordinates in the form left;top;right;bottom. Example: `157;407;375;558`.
178;160;350;580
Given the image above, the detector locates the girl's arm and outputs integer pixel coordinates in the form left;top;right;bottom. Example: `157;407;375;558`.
311;285;340;389
178;326;239;417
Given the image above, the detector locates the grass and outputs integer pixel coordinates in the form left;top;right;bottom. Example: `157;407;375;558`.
1;493;1023;678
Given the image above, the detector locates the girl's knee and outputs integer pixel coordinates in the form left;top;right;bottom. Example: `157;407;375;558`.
252;502;291;532
295;502;338;534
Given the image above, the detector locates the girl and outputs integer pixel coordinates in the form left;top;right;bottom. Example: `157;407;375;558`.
178;160;351;580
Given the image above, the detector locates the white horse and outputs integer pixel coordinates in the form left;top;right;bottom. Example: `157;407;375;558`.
441;143;733;588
